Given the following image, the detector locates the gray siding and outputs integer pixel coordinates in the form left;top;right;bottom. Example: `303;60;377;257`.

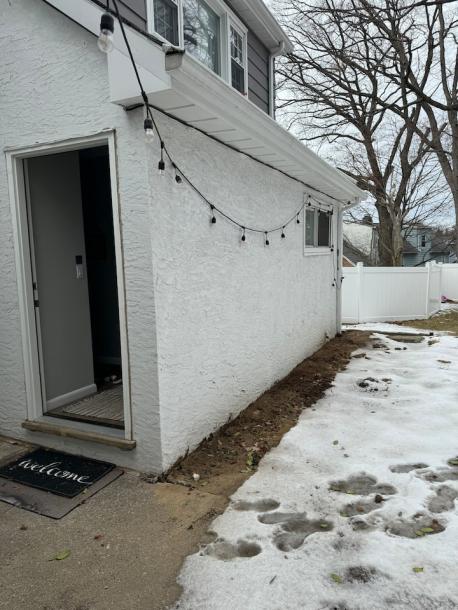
247;30;270;114
92;0;147;30
116;0;147;29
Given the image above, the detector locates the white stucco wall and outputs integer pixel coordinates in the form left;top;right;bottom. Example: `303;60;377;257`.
0;0;162;472
0;0;339;474
146;116;339;469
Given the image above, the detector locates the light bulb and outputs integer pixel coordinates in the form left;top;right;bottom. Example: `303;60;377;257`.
144;118;154;141
98;13;114;53
158;159;165;175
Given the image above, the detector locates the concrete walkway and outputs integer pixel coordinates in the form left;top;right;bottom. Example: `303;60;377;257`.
0;437;226;610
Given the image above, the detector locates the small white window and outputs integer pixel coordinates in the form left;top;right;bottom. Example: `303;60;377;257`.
230;23;246;94
305;207;332;249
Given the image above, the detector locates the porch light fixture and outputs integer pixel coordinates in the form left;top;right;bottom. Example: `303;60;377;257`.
144;117;155;141
98;12;115;53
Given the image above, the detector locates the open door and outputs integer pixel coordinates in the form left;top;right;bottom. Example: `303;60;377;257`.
24;145;124;429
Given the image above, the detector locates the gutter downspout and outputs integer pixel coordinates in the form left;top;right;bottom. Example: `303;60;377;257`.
269;41;285;119
335;205;344;335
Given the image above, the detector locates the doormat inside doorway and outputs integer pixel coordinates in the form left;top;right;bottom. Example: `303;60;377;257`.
0;448;116;498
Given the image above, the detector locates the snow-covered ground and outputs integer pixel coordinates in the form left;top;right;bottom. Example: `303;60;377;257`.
176;328;458;610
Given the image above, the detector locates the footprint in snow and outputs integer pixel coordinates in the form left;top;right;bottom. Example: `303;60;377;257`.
427;485;458;513
203;538;262;561
389;463;429;473
232;498;280;512
329;473;397;496
257;511;333;551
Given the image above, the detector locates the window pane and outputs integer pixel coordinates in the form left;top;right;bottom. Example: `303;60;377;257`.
230;27;243;64
305;210;315;246
183;0;220;74
230;26;245;93
317;210;330;247
154;0;179;45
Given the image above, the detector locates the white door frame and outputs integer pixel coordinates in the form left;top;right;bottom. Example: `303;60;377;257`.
5;129;133;440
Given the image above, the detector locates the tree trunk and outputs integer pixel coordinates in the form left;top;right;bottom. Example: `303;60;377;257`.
375;203;403;266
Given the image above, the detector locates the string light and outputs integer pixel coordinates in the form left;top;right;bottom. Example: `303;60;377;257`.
101;0;345;248
172;163;182;184
98;11;115;53
158;141;165;175
144;117;154;141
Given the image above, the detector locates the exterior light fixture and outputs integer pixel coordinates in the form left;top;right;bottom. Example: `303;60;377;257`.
144;117;154;141
98;12;115;53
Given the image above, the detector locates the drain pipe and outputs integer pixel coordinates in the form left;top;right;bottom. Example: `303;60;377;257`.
335;205;344;335
269;42;285;118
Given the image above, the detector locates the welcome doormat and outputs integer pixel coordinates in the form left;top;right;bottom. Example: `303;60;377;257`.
0;448;116;498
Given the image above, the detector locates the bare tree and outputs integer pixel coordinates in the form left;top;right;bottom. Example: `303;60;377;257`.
360;0;458;258
274;0;448;265
281;0;458;258
276;0;452;265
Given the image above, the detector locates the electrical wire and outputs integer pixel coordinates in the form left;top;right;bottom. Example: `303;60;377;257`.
110;0;342;240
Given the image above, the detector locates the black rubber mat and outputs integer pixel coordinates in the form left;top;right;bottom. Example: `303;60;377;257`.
0;448;116;498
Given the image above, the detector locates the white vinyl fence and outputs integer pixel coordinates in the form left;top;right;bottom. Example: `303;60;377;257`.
342;262;458;324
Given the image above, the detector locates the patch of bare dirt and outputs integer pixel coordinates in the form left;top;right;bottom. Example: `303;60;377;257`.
166;330;370;496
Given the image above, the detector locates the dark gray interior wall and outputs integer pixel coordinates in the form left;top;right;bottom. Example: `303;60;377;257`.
79;147;121;372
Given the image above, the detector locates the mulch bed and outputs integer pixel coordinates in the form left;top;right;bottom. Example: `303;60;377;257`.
164;330;370;497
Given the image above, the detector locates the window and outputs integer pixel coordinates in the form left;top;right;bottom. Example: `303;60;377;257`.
419;234;426;249
183;0;221;74
230;24;245;93
305;207;332;249
149;0;249;95
152;0;179;45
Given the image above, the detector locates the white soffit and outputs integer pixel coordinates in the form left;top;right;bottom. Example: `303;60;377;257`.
148;54;364;205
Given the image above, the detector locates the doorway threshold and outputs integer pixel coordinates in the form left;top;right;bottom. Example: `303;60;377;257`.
21;420;136;451
47;384;124;430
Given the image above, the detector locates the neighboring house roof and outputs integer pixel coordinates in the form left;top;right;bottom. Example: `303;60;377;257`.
343;239;372;266
402;239;419;254
342;255;355;267
343;221;377;263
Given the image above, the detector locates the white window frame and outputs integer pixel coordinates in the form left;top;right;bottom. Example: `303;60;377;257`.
304;200;334;256
148;0;248;94
147;0;184;47
227;18;248;95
